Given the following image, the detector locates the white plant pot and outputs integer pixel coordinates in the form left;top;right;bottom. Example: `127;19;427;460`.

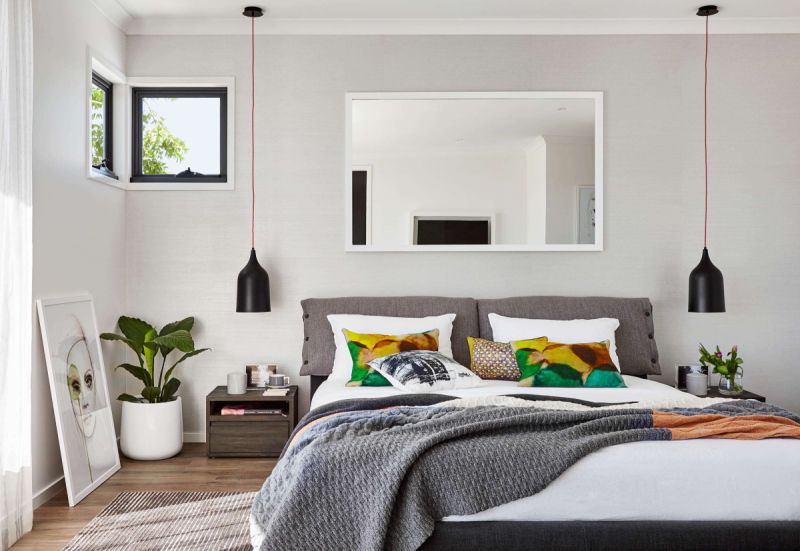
120;396;183;460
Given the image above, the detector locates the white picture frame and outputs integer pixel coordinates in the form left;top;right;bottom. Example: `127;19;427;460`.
36;294;120;506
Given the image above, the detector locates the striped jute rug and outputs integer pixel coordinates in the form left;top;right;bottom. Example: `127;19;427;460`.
63;491;257;551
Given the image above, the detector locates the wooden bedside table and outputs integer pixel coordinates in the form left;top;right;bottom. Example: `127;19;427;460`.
705;387;766;402
206;385;299;458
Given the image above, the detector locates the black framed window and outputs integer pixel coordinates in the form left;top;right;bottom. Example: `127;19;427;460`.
131;87;227;183
90;72;117;179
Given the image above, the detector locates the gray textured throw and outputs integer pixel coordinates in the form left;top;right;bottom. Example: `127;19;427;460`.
250;397;794;551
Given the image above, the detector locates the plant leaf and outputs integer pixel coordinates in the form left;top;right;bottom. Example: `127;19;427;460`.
117;393;142;403
160;317;194;337
151;330;194;353
116;363;153;387
161;378;181;401
100;332;143;357
118;316;154;345
143;328;157;379
141;386;161;403
158;317;195;357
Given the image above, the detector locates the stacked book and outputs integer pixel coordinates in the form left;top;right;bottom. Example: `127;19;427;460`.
220;404;286;416
263;388;290;397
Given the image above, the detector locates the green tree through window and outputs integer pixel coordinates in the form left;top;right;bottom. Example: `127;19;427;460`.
90;91;189;174
141;99;189;174
90;85;105;166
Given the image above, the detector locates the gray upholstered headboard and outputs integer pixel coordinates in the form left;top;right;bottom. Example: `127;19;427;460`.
477;296;659;377
300;296;660;392
300;297;478;375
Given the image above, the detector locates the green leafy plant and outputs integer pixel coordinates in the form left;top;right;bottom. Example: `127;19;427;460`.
699;343;743;394
101;316;209;403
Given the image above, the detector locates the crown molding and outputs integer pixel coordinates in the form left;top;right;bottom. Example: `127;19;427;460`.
91;0;133;32
125;16;800;36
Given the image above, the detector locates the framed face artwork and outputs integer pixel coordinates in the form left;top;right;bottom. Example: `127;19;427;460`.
36;295;120;506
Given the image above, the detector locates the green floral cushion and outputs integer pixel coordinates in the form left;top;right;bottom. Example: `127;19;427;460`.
344;328;439;387
511;338;626;388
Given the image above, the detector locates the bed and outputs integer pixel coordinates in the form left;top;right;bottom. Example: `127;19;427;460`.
253;296;800;551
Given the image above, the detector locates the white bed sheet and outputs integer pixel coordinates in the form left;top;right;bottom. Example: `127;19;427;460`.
310;376;800;521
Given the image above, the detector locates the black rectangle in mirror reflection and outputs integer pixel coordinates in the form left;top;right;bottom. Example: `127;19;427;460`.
416;220;490;245
352;170;368;245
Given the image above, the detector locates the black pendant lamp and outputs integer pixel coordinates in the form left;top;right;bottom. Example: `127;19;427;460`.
237;6;271;312
688;5;725;313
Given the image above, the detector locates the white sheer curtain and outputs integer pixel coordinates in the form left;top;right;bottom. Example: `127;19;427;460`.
0;0;34;548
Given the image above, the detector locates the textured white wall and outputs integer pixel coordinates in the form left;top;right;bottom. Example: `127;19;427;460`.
359;153;527;245
525;138;547;244
125;34;800;440
31;0;127;501
544;137;595;243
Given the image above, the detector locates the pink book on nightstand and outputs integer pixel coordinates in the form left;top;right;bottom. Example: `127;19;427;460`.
220;404;285;416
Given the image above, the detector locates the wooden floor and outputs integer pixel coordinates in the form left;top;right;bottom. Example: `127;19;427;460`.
12;444;276;550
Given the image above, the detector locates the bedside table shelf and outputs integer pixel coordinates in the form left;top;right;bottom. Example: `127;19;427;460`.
208;414;289;423
206;385;298;458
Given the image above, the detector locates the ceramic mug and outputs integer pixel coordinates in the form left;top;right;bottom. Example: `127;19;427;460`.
269;374;290;387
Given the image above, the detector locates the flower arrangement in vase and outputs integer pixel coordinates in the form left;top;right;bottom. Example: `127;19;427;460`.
699;344;743;396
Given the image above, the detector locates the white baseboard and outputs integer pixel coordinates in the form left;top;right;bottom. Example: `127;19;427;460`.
33;476;65;509
183;431;205;443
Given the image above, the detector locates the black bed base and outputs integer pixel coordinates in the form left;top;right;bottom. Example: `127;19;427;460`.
419;521;800;551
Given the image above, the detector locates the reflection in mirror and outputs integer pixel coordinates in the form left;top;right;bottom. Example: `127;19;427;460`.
347;93;602;251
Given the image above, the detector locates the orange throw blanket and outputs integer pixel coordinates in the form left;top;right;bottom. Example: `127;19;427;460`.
654;412;800;440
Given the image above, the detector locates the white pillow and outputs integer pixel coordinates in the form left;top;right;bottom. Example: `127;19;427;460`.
327;313;457;380
488;314;622;371
368;350;482;392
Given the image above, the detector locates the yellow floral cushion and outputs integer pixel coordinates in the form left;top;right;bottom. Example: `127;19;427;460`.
344;328;439;387
511;338;626;388
467;337;520;381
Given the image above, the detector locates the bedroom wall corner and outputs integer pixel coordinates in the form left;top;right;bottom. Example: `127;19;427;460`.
31;0;128;504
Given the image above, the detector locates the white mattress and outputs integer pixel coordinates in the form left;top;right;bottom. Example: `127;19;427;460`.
311;376;800;521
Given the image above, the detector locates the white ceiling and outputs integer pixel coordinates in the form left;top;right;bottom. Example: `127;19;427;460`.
93;0;800;35
115;0;800;20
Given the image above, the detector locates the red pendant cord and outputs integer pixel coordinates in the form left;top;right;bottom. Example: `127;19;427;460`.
703;15;709;249
250;16;256;249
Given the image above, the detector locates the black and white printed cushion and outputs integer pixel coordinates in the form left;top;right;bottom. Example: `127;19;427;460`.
367;350;483;392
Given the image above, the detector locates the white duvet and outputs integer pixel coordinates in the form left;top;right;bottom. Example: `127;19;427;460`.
311;376;800;521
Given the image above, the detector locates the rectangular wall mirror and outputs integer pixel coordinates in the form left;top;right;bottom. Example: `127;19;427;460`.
345;92;603;252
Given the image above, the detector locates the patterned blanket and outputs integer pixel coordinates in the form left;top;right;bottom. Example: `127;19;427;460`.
250;394;800;551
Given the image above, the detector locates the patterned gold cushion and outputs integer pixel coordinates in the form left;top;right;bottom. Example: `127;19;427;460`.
511;338;626;388
344;328;440;387
467;337;520;381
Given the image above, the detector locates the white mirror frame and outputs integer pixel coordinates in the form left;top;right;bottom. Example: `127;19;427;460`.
345;91;603;252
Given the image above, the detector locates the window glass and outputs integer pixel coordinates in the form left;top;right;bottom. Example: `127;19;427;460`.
141;97;221;175
132;87;226;182
90;72;115;179
90;81;107;166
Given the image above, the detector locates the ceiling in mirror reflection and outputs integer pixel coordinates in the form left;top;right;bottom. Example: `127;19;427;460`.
352;99;595;156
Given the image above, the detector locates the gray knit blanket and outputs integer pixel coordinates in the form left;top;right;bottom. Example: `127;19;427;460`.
250;394;800;551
